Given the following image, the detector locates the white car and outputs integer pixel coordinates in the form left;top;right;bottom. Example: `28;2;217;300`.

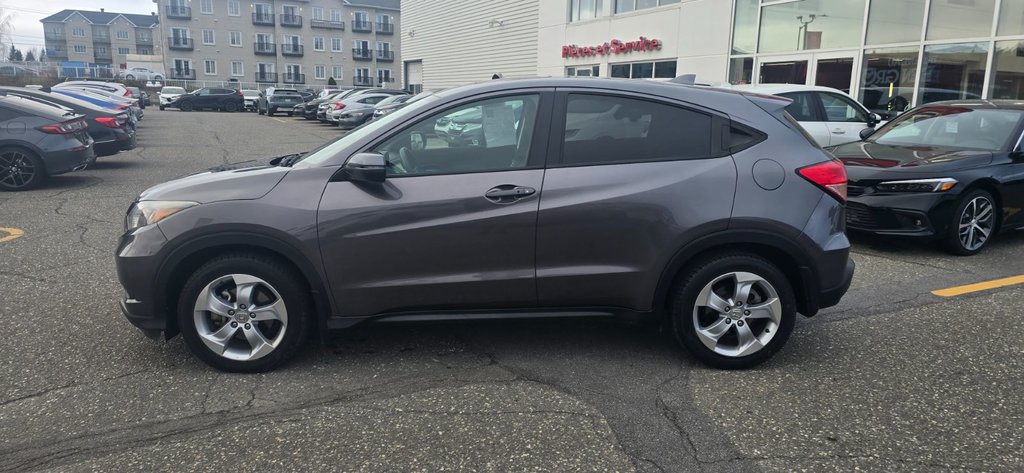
158;86;186;110
241;89;260;111
120;67;164;81
730;84;881;147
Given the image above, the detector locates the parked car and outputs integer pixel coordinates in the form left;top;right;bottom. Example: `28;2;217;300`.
0;87;136;157
327;93;393;128
115;77;854;372
241;90;260;111
59;86;142;121
119;67;164;81
859;87;982;120
54;80;130;98
258;88;303;116
167;87;244;112
49;87;140;126
299;91;315;102
301;91;347;120
141;90;151;106
370;94;412;121
831;101;1024;255
732;84;880;147
158;86;186;110
0;94;95;191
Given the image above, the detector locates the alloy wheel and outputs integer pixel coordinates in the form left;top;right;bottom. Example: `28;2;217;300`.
0;150;37;189
958;196;995;251
193;273;288;361
692;272;782;358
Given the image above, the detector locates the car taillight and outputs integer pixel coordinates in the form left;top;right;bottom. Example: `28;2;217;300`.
797;159;848;202
115;104;129;110
123;90;131;97
332;102;345;111
95;117;120;128
40;119;87;134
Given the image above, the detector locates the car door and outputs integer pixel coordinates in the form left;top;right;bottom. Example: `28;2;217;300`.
817;92;874;146
778;92;830;147
535;91;737;310
316;91;554;316
194;88;213;108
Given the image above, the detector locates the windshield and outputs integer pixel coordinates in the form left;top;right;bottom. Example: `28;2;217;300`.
870;106;1024;152
275;91;301;96
294;92;443;168
162;87;185;94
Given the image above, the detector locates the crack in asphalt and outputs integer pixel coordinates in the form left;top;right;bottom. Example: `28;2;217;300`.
0;368;149;408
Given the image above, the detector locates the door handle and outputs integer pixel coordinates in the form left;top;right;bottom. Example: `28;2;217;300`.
832;128;846;134
485;185;536;203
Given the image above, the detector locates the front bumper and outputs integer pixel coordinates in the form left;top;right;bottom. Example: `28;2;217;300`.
846;192;956;238
116;224;170;339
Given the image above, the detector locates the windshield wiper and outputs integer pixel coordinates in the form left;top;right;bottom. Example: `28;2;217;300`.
271;152;307;167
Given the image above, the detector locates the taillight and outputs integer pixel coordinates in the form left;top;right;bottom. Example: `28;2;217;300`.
797;159;848;202
123;90;131;97
95;117;120;128
115;104;129;110
332;102;345;111
40;120;88;134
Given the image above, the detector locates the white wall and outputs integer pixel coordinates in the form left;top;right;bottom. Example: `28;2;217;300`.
401;0;540;89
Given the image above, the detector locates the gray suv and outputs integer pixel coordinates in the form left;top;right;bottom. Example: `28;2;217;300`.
116;78;854;372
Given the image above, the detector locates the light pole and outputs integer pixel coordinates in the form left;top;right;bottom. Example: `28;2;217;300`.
796;14;826;50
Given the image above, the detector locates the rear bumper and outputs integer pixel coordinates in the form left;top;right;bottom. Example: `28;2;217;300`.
818;258;854;310
94;131;136;156
43;139;96;175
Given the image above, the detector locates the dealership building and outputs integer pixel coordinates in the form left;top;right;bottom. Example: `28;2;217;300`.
402;0;1024;111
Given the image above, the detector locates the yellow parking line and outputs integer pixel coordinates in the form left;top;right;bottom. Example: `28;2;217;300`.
932;275;1024;297
271;117;287;123
0;227;25;243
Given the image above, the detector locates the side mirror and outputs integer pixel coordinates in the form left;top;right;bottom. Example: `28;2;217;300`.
867;112;881;128
409;131;425;151
859;127;876;141
343;152;387;183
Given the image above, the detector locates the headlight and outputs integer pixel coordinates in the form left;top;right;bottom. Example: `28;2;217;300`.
125;200;198;231
876;178;957;193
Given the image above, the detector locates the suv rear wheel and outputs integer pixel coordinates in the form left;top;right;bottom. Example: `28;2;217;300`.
671;253;796;369
177;253;312;372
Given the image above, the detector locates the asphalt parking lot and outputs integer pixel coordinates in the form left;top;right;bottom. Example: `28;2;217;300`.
1;109;1022;472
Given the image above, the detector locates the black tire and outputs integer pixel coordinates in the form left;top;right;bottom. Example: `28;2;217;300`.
159;106;165;111
224;102;239;112
125;74;135;80
267;108;275;117
179;101;194;112
0;146;46;191
944;189;998;256
670;253;796;370
177;253;313;373
287;112;293;117
154;75;163;81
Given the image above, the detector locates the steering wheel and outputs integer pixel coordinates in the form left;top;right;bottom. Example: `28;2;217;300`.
398;146;415;174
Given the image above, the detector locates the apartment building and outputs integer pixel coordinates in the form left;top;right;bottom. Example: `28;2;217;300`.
41;9;160;68
157;0;400;88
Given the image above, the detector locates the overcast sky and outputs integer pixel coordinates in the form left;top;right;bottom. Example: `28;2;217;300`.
2;0;158;54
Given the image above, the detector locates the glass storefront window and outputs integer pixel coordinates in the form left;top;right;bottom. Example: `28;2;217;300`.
861;47;919;118
610;61;676;79
926;0;996;40
615;0;678;14
865;0;925;45
991;40;1024;100
759;0;866;53
997;0;1024;36
920;42;988;104
611;63;630;78
729;57;753;85
654;61;677;78
570;0;603;22
732;0;758;54
567;65;601;77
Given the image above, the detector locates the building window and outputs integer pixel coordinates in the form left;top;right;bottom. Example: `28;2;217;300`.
759;0;865;53
610;60;676;79
377;68;392;84
202;29;215;45
566;65;600;77
920;42;988;104
204;59;217;75
229;31;241;47
859;47;918;116
96;46;108;54
927;0;996;41
866;0;925;45
332;65;343;81
354;39;369;50
331;37;342;52
200;0;213;14
312;7;324;21
73;44;86;53
731;0;757;55
998;1;1024;36
231;61;243;77
116;30;129;40
72;28;85;37
315;65;326;79
314;37;325;51
728;57;753;85
991;40;1024;99
117;47;131;55
376;41;391;53
615;0;679;14
228;0;240;16
330;9;342;22
138;47;152;55
569;0;602;21
355;67;370;79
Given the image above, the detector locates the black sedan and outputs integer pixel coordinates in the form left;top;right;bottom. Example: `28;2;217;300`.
830;101;1024;255
167;87;244;112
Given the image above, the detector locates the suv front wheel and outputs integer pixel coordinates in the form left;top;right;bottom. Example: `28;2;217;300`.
671;253;796;369
177;253;311;372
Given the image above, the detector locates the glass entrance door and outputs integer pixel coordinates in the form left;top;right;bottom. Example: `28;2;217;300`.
757;53;858;93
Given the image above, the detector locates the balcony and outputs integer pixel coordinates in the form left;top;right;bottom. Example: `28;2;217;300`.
136;35;153;45
281;44;304;57
310;19;344;30
352;20;372;32
376;22;394;34
280;14;302;27
376;50;394;62
352;48;372;60
255;71;278;83
354;76;372;87
94;50;113;61
282;73;305;84
252;13;275;26
168;37;194;50
166;5;191;20
93;34;110;44
44;31;66;40
254;42;277;55
170;68;196;80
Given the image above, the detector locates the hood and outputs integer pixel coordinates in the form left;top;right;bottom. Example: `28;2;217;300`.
830;141;993;178
139;161;289;203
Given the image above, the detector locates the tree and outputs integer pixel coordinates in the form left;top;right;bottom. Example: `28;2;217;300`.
39;48;47;63
24;50;34;62
327;76;337;86
0;8;12;57
7;44;22;62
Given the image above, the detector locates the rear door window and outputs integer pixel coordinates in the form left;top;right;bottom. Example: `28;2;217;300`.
819;92;869;122
558;93;712;166
779;92;820;122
